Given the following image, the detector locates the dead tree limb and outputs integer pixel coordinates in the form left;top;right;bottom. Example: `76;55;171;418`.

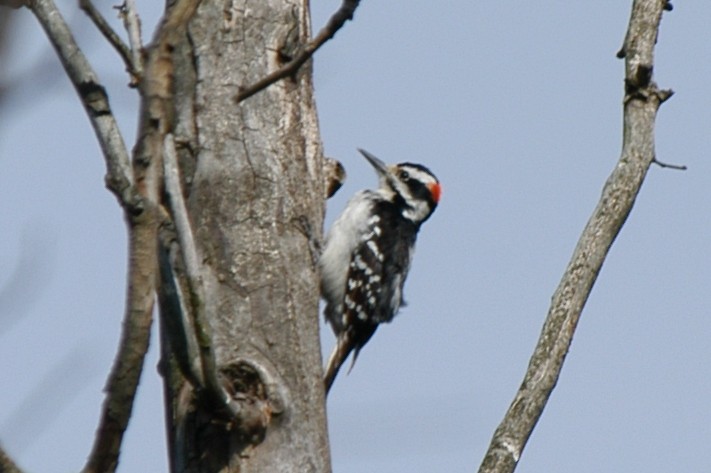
235;0;360;102
78;0;134;77
27;1;160;472
29;0;139;212
478;2;672;472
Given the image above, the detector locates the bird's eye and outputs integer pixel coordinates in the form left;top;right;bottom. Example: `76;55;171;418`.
399;170;410;180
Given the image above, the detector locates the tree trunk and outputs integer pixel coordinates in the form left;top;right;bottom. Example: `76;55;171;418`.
158;1;330;471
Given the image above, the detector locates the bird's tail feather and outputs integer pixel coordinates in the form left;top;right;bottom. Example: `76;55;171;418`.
324;334;355;394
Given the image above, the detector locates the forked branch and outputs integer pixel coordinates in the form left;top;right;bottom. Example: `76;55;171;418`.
30;0;139;212
78;0;144;85
78;0;134;77
28;2;156;472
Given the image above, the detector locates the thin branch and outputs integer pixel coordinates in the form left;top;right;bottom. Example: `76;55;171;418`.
163;135;202;304
0;444;24;473
116;0;144;84
477;2;671;472
157;223;203;387
652;157;686;170
78;0;134;76
29;0;140;212
235;0;361;103
161;134;204;385
162;134;244;419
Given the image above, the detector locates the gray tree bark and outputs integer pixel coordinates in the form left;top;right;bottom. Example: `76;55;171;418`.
18;0;337;470
157;1;331;472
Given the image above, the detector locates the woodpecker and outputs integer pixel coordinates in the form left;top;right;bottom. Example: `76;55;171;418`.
320;149;441;393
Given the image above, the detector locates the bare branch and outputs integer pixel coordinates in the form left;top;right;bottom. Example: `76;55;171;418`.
78;0;134;77
0;444;23;473
82;208;157;473
82;110;161;473
652;157;686;170
477;2;671;472
116;0;144;84
162;134;245;419
28;2;155;471
80;0;210;465
161;134;205;383
235;0;361;103
163;135;202;305
157;223;203;387
28;0;140;212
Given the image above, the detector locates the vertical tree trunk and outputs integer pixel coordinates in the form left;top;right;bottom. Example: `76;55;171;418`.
159;1;330;471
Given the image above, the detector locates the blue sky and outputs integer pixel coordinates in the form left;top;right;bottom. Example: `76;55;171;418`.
1;1;709;472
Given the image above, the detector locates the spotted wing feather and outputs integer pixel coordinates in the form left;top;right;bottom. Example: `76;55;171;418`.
342;203;418;351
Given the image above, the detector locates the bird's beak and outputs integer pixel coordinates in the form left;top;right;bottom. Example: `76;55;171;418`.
358;148;389;178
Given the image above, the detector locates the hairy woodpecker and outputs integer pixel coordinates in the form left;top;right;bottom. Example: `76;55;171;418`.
320;149;441;393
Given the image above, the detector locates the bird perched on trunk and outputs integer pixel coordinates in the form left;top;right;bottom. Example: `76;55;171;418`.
320;149;441;393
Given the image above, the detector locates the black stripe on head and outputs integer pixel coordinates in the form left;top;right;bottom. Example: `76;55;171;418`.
396;162;439;210
398;163;438;183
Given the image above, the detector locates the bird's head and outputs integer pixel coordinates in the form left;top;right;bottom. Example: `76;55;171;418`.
358;148;441;224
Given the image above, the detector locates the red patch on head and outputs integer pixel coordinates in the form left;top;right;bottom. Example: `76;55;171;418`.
428;182;442;204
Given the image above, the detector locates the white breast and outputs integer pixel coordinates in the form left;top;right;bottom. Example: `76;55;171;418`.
319;191;377;315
